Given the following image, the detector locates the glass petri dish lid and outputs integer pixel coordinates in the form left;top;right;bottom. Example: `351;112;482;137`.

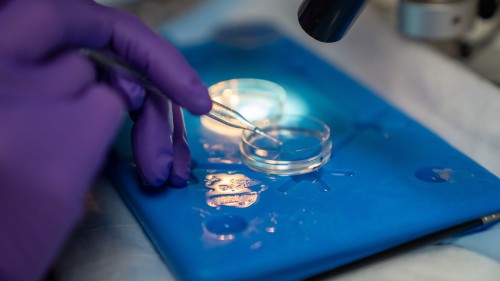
240;115;332;175
202;79;286;136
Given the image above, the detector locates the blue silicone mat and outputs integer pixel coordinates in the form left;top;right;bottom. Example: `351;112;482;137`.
108;24;500;281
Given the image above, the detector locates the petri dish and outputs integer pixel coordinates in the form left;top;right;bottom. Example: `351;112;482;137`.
201;79;286;136
240;115;332;175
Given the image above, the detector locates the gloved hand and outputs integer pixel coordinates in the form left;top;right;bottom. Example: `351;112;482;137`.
0;0;211;280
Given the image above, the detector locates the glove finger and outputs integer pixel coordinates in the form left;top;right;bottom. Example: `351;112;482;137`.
0;0;211;115
0;51;95;101
1;50;145;111
167;104;191;187
0;82;125;202
132;92;175;187
0;83;125;281
108;70;146;111
102;9;212;115
0;0;109;61
59;84;127;184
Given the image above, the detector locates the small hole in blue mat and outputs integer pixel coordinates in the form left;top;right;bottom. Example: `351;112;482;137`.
204;215;248;235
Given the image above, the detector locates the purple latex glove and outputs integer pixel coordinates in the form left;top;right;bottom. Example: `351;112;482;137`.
0;0;211;280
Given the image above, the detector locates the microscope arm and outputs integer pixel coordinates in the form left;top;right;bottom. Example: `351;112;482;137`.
298;0;368;42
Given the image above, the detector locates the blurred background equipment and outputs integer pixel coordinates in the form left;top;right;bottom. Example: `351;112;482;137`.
375;0;500;85
398;0;477;40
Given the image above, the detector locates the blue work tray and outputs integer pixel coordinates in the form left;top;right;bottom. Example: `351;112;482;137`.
108;24;500;281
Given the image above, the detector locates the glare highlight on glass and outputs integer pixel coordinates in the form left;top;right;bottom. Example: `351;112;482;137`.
240;115;332;175
202;79;286;136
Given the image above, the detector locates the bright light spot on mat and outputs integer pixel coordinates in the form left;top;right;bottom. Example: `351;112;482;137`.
283;91;309;116
205;173;260;208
